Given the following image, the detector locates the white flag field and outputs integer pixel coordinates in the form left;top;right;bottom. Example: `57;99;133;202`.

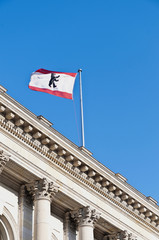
29;68;77;99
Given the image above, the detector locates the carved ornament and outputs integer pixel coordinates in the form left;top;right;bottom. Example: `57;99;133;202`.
0;150;10;174
71;206;101;227
104;230;137;240
26;178;59;201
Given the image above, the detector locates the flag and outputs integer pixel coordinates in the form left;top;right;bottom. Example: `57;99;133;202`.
29;68;77;99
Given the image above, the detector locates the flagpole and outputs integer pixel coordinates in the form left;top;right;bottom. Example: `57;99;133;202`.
78;69;85;147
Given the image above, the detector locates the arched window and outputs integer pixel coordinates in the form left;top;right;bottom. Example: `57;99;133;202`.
0;218;9;240
0;208;17;240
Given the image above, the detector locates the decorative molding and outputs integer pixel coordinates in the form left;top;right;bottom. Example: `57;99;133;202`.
26;178;59;201
71;206;101;227
0;199;4;215
0;150;10;174
51;233;58;240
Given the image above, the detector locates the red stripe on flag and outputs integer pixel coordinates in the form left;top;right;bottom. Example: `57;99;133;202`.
29;86;73;99
35;68;77;77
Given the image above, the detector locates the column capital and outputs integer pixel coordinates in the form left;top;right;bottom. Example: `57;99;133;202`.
120;230;137;240
26;178;59;201
104;230;137;240
19;185;32;206
0;150;10;174
71;206;101;227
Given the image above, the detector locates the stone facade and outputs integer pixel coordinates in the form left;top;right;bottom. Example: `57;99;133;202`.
0;84;159;239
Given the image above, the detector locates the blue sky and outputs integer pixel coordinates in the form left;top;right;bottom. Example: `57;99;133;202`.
0;0;159;202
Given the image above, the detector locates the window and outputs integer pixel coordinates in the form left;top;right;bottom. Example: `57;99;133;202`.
0;219;8;240
0;214;15;240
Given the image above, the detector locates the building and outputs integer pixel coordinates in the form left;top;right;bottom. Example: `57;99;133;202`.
0;84;159;240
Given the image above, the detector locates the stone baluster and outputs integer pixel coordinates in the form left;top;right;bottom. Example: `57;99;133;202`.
0;150;10;174
71;206;101;240
26;178;59;240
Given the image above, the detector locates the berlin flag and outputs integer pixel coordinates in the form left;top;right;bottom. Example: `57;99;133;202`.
29;68;77;99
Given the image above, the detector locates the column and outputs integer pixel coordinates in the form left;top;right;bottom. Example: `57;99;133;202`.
71;206;101;240
26;178;59;240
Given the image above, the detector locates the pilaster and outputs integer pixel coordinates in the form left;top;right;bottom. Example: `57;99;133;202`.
64;212;77;240
19;185;33;240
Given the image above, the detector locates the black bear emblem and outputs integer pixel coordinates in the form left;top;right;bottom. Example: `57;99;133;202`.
49;73;60;88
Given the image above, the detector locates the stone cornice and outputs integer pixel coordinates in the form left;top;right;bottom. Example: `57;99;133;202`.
0;88;159;232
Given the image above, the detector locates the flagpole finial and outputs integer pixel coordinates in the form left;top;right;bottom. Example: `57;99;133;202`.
78;69;82;72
